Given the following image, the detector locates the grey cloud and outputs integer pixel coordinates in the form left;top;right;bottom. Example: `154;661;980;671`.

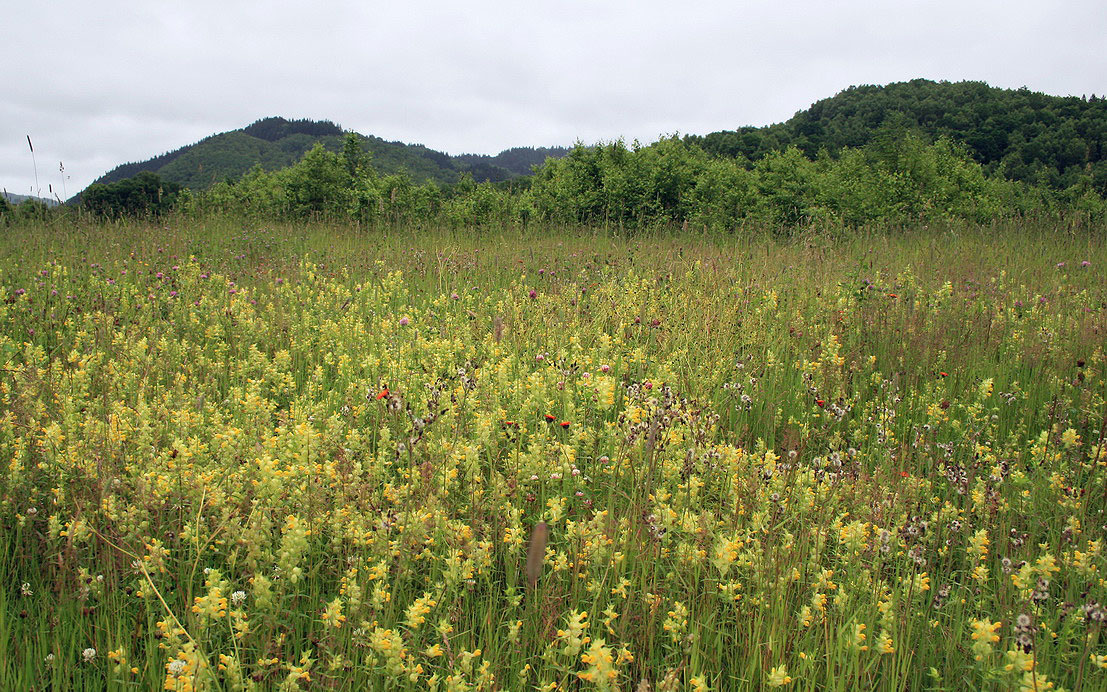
3;0;1104;195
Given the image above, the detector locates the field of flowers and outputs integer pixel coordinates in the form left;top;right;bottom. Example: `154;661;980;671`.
1;220;1105;691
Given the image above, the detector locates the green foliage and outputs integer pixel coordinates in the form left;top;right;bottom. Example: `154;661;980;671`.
65;82;1107;232
13;199;52;223
688;79;1107;195
166;129;1106;233
79;118;568;200
241;116;343;142
1;222;1105;690
523;133;1094;232
81;172;180;218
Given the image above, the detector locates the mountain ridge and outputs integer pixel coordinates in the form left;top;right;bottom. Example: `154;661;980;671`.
75;117;569;202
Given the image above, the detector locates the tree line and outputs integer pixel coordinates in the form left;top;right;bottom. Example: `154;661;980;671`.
53;131;1099;231
7;132;1103;232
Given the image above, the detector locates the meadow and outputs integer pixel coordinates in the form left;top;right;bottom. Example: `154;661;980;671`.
0;219;1105;691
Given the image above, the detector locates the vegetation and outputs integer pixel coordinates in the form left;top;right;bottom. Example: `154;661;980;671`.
687;79;1107;195
175;131;1104;232
66;81;1107;231
0;198;53;225
82;172;182;218
78;117;567;197
2;192;61;207
0;220;1104;690
2;76;1106;689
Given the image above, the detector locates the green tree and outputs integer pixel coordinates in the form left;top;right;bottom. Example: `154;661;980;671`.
82;172;180;217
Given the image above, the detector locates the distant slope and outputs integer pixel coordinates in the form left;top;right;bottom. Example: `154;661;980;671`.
455;147;573;181
1;191;60;206
77;117;568;201
686;79;1107;193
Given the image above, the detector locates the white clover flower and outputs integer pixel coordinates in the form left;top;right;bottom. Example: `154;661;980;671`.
231;590;246;606
167;659;187;675
21;583;33;596
82;648;96;663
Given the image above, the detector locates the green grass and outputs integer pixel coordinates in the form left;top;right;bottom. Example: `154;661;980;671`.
0;218;1105;690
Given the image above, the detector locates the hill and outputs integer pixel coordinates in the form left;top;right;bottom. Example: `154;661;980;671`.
1;191;60;206
686;79;1107;194
76;117;568;201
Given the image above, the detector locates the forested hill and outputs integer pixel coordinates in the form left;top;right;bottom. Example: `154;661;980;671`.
686;79;1107;194
77;117;568;200
79;81;1106;204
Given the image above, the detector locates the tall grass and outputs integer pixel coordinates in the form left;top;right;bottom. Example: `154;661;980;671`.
0;218;1105;690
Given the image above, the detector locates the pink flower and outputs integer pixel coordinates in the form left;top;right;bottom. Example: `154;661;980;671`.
399;316;409;326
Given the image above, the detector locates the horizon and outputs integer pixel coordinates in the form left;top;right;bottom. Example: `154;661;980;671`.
3;0;1104;196
7;76;1105;206
10;78;1104;206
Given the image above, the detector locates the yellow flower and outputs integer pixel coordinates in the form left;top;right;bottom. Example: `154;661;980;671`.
970;619;1001;660
767;665;792;687
853;623;869;652
877;629;894;655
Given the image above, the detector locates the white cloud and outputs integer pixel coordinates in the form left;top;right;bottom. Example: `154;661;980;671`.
3;0;1104;195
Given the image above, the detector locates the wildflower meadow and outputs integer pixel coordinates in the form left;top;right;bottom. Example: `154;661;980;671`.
1;219;1105;691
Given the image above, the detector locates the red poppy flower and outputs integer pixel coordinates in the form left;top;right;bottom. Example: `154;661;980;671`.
559;421;570;429
939;372;949;378
900;471;909;477
815;399;825;408
544;413;557;422
503;420;516;427
376;389;390;400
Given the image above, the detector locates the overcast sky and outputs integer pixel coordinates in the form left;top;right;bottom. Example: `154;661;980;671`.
3;0;1105;199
